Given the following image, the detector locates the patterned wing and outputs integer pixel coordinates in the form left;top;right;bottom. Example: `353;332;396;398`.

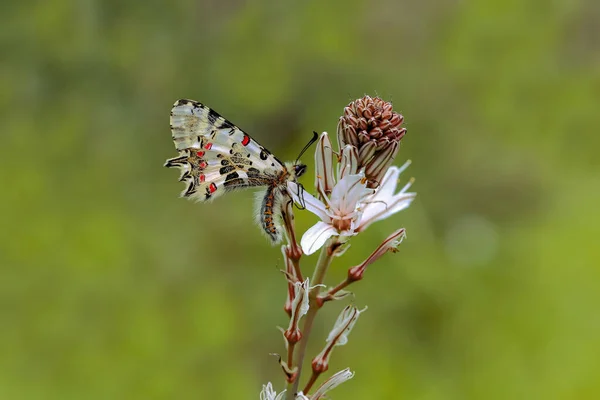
165;99;287;202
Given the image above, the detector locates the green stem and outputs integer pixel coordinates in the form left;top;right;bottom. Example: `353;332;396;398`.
285;239;336;399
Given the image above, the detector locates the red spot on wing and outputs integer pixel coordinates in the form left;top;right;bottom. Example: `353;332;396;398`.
199;161;207;169
241;135;250;146
197;151;205;157
209;183;217;193
204;142;213;150
199;174;205;182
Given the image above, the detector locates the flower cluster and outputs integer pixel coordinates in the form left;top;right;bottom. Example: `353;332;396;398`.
260;368;354;400
288;96;415;255
260;96;415;400
338;95;406;188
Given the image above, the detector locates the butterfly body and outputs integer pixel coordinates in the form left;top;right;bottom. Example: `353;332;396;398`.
165;99;306;243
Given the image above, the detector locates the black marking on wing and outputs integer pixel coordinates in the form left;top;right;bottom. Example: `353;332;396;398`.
207;106;235;130
220;165;235;175
164;155;188;168
223;172;246;189
174;99;196;108
174;99;235;130
247;167;261;178
184;179;197;197
260;148;269;161
231;155;252;167
207;108;219;124
179;171;191;182
225;172;240;180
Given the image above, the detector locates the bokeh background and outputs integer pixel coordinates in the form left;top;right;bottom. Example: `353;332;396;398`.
2;0;599;399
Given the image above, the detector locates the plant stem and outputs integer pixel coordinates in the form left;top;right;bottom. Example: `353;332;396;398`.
302;371;319;395
319;277;353;303
285;239;336;399
281;200;304;281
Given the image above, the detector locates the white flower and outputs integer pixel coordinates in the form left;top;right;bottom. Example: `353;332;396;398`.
325;305;365;347
290;278;310;322
287;133;416;255
312;368;355;400
288;172;373;255
259;384;310;400
260;383;285;400
281;278;312;345
312;306;367;372
356;160;415;232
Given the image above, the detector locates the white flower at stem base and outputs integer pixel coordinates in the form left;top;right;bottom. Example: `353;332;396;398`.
259;384;309;400
311;368;355;400
260;383;286;400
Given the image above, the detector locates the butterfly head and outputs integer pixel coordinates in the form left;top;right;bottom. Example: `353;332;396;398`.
293;163;307;178
289;131;318;180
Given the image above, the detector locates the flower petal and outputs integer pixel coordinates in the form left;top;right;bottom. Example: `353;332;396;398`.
287;181;331;222
379;161;411;197
358;192;416;232
301;221;338;255
358;161;415;231
372;164;401;201
311;368;355;400
329;173;371;215
260;383;279;400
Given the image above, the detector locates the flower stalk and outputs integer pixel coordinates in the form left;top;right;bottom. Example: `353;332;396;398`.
261;96;415;400
285;237;337;400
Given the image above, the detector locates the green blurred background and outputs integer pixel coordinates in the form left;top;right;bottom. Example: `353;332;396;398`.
2;0;599;399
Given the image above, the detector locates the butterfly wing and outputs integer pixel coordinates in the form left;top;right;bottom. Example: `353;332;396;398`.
165;99;287;202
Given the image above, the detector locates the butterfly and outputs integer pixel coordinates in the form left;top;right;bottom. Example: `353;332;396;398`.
164;99;309;244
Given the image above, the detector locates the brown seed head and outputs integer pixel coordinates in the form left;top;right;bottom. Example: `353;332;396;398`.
337;96;406;187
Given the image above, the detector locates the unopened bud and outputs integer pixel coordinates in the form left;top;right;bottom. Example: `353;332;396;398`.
311;305;366;374
348;228;406;280
337;96;406;187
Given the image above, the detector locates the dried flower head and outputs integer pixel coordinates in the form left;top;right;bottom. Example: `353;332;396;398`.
337;95;406;188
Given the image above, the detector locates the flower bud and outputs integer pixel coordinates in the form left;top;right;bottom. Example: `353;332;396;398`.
337;144;359;180
337;96;406;188
348;228;406;281
315;132;335;198
283;278;310;345
311;306;366;373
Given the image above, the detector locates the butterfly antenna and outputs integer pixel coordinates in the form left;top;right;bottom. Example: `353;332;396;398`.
295;131;319;164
